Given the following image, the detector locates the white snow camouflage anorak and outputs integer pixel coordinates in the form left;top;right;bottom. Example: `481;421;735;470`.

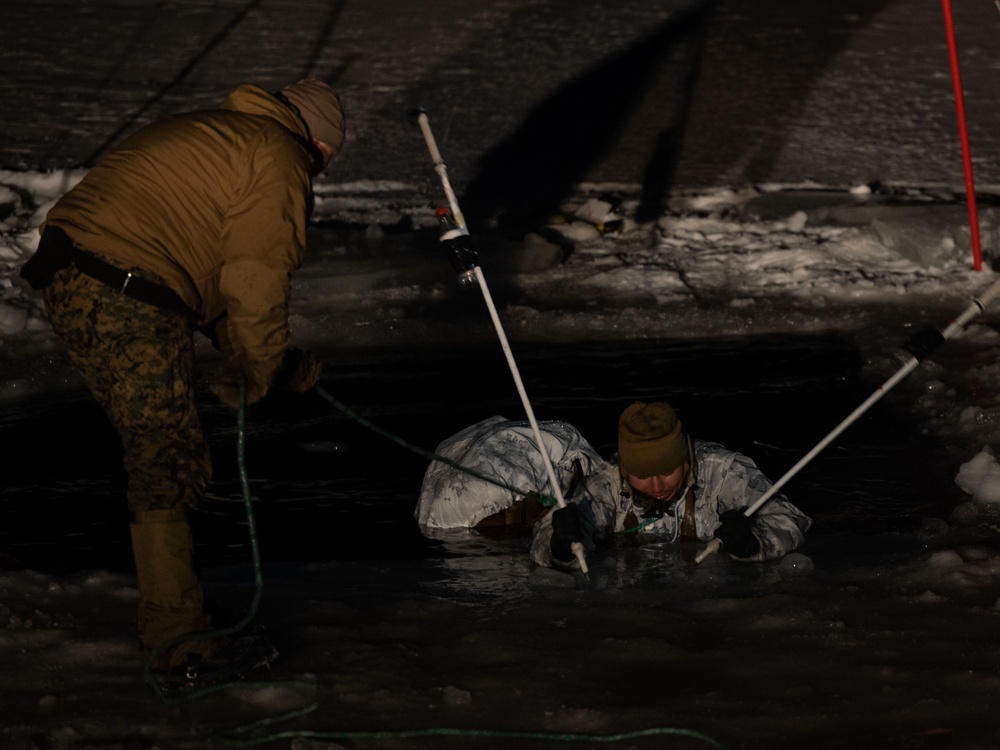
416;416;812;566
416;416;606;529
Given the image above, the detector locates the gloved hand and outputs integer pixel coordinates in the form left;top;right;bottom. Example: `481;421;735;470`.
714;508;761;558
550;504;583;563
273;348;323;392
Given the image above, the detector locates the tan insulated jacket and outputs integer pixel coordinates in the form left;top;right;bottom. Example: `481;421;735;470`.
42;84;316;392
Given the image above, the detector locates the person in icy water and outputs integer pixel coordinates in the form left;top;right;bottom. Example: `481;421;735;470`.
416;402;811;567
19;79;345;680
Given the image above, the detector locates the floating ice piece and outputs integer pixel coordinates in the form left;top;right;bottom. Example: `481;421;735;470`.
955;446;1000;504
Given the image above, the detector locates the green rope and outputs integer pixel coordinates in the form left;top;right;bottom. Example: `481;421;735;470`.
314;385;559;506
217;725;730;748
142;382;728;750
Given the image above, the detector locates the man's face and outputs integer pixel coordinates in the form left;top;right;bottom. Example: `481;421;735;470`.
627;464;687;505
625;464;690;519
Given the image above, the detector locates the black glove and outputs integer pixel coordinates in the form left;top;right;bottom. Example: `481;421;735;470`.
550;504;583;563
273;348;323;392
714;509;761;558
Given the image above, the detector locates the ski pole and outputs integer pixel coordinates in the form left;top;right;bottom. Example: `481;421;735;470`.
409;107;589;576
695;274;1000;565
409;107;465;229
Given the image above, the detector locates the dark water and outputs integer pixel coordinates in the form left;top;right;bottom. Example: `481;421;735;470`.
0;334;961;575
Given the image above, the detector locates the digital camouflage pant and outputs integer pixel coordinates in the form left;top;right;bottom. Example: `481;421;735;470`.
45;262;215;666
43;263;211;515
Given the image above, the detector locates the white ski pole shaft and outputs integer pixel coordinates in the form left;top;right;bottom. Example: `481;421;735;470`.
472;269;564;506
473;269;588;574
693;359;918;563
411;107;588;574
410;108;466;229
695;274;1000;565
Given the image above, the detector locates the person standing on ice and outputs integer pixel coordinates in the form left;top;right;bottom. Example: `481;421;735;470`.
416;402;811;566
18;79;345;679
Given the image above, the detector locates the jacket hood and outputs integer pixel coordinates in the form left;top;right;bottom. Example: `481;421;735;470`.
219;84;309;141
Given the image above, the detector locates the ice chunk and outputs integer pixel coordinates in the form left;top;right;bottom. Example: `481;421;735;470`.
955;447;1000;504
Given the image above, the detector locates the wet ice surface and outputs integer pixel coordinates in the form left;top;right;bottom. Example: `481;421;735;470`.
0;333;961;575
6;525;996;750
6;192;1000;749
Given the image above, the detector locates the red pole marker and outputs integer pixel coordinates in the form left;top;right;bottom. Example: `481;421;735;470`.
941;0;983;271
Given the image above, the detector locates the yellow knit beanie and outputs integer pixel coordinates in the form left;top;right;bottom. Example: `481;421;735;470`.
618;402;688;478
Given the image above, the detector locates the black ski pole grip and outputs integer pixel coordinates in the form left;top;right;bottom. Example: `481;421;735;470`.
900;325;946;361
407;106;427;127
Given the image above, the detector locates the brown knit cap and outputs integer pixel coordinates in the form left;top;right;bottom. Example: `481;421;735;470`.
618;402;688;478
280;79;345;156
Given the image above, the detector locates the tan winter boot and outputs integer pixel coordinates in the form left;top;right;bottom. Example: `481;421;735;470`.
129;508;217;671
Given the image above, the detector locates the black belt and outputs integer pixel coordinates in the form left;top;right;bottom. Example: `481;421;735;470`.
23;226;197;320
72;248;197;320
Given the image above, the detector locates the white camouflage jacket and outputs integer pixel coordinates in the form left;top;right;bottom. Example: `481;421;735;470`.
416;416;605;529
414;416;811;565
530;438;812;567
